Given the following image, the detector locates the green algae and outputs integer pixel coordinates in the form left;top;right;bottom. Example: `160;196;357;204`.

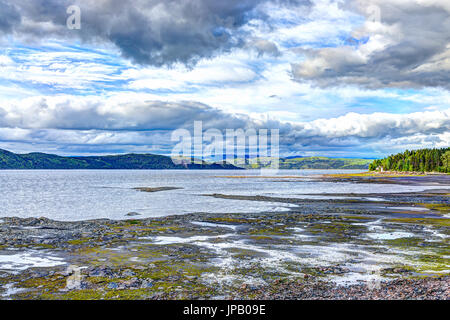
67;238;94;246
386;217;450;227
385;237;424;247
249;227;287;236
208;217;251;224
422;203;450;214
3;248;222;300
226;248;267;259
249;235;272;241
307;222;366;239
340;215;376;221
2;181;449;300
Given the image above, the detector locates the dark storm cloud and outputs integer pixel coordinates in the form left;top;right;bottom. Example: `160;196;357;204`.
0;0;20;32
292;0;450;89
0;0;309;66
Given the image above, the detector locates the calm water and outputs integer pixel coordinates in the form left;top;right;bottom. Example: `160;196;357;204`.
0;169;447;221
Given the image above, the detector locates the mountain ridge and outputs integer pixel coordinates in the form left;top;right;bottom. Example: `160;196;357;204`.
0;149;239;170
0;149;374;170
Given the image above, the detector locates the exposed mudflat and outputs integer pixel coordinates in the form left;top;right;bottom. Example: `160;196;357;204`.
133;187;183;193
0;174;448;300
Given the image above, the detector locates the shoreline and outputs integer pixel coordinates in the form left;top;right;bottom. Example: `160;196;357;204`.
0;175;449;300
323;171;450;178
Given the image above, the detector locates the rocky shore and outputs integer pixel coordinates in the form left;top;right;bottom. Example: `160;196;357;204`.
0;174;449;300
244;277;449;300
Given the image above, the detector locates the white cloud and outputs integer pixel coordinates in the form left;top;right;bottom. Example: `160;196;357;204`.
126;56;259;91
294;110;450;139
0;48;124;90
292;0;450;89
0;93;448;157
0;0;448;158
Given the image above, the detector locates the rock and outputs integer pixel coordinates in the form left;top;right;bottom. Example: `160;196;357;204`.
107;282;119;290
121;278;140;288
247;285;260;291
140;280;154;289
89;267;108;277
122;270;136;277
126;212;142;217
133;187;182;193
132;265;146;270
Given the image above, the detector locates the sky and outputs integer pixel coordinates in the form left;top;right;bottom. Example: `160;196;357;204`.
0;0;449;158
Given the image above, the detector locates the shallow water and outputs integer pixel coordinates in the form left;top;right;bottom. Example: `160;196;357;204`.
0;169;448;221
0;250;65;271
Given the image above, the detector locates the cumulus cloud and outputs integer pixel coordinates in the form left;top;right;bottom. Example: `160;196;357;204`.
0;95;448;156
289;110;450;140
246;38;281;57
0;0;448;157
0;96;252;131
0;0;309;66
292;0;450;89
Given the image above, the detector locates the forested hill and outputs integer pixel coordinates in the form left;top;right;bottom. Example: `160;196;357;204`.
241;157;372;169
0;149;239;170
0;148;375;170
369;148;450;173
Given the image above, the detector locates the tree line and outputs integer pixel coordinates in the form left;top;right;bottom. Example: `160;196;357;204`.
369;148;450;173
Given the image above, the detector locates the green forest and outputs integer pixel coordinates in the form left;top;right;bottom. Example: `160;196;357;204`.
241;156;372;169
369;148;450;173
0;149;239;170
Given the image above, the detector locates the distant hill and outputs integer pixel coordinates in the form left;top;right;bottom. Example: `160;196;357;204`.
369;148;450;173
0;148;376;170
238;156;373;169
0;149;239;170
